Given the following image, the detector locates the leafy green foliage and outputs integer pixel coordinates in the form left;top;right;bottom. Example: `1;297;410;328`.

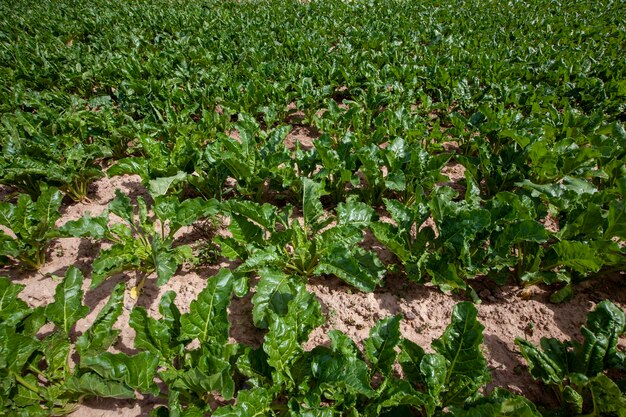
0;0;625;414
516;301;626;415
0;133;110;201
61;190;218;287
212;115;296;199
217;300;535;417
131;269;239;415
0;267;158;415
0;186;63;269
371;184;493;294
219;181;385;292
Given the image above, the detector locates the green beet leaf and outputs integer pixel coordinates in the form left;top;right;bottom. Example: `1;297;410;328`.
286;284;323;344
90;244;140;288
76;282;124;357
316;246;384;292
365;378;425;416
0;277;30;327
108;189;135;225
576;300;625;376
494;220;549;253
605;200;626;239
226;200;280;232
149;171;188;197
370;221;412;262
81;351;160;396
446;388;542;416
174;362;235;401
263;313;302;387
252;268;299;329
364;314;402;376
548;241;604;274
59;211;110;239
159;290;182;338
431;302;490;407
212;387;277;417
420;353;447;414
336;198;375;228
0;325;39;373
44;266;89;335
302;177;331;234
587;374;626;416
311;345;376;400
130;306;175;359
180;268;233;343
398;339;427;385
515;338;567;386
64;373;135;399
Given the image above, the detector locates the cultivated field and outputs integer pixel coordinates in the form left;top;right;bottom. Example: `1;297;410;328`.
0;0;625;416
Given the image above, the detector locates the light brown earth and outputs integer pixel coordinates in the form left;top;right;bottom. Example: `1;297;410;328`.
2;167;625;417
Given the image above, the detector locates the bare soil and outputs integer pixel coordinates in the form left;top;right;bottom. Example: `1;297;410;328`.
3;170;625;417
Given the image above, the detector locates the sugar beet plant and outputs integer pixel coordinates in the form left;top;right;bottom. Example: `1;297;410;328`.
219;178;385;292
61;190;218;289
0;186;63;270
516;301;626;416
0;268;160;415
126;269;543;417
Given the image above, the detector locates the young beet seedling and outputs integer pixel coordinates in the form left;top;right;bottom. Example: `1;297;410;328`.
61;190;218;295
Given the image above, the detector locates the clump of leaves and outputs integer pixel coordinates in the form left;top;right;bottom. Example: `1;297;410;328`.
516;300;626;415
212;298;539;417
107;132;223;199
0;268;159;415
61;190;218;289
0;135;110;202
208;114;296;200
219;178;385;292
131;268;246;416
371;178;493;297
0;186;63;270
518;176;626;302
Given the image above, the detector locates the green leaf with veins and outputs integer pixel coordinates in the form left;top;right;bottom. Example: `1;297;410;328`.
0;277;30;326
431;301;490;407
302;177;331;233
316;246;385;292
64;373;135;399
81;351;160;396
252;268;299;329
180;268;233;343
212;387;277;417
130;306;175;359
59;211;110;239
44;266;89;335
365;315;402;376
76;283;124;357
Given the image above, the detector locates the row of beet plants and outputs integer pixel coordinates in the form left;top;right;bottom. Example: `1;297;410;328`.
2;267;625;416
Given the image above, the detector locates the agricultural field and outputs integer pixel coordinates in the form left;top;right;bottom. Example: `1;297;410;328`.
0;0;625;415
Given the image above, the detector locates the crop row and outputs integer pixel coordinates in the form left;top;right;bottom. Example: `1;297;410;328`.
1;155;624;302
2;268;626;416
